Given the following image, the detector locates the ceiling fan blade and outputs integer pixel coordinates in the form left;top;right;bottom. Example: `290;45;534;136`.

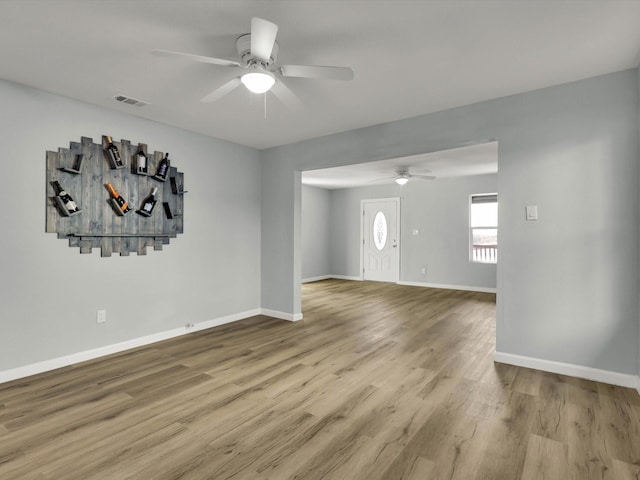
251;17;278;62
280;65;354;81
367;176;396;183
201;78;242;103
270;80;303;110
152;50;241;67
411;174;437;180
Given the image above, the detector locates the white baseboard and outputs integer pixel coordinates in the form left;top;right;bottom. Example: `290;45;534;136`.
494;351;640;390
330;275;362;281
0;308;262;385
302;277;494;293
397;280;496;294
192;309;262;333
260;309;303;322
301;275;332;284
301;275;362;283
0;306;311;384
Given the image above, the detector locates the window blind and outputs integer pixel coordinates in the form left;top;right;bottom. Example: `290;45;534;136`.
471;194;497;204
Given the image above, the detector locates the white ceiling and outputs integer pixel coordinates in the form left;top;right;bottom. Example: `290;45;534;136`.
302;141;498;189
1;1;640;150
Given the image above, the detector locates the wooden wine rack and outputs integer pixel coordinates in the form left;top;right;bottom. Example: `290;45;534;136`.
46;136;184;256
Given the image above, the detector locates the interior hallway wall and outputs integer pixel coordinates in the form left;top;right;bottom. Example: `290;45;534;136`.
301;185;331;281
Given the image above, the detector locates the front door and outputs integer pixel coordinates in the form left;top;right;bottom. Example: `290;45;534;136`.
362;198;399;282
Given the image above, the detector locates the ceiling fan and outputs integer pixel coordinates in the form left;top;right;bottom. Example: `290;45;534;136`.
381;167;436;185
152;17;354;107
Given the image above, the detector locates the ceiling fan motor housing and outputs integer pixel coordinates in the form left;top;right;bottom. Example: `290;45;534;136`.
235;34;279;67
395;167;410;178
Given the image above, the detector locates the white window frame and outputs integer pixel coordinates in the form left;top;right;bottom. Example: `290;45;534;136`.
469;193;498;264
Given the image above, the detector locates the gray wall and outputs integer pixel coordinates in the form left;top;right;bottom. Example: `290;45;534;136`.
0;80;262;371
301;185;331;280
262;69;639;375
3;69;639;379
261;160;300;314
328;174;497;289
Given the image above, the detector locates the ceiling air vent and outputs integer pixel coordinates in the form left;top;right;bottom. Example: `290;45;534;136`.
113;94;150;107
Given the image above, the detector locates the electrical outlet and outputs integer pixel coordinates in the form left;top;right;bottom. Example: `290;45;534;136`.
96;309;107;323
186;323;195;329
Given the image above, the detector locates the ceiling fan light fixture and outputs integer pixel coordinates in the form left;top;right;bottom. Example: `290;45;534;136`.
395;177;409;185
240;71;275;94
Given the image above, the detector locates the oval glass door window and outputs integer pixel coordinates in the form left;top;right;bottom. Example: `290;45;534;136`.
373;211;388;251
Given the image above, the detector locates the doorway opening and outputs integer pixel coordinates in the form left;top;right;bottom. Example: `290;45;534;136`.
299;140;498;311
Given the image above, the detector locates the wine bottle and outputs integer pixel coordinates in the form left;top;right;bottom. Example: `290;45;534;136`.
106;183;131;215
105;135;124;168
137;187;158;217
154;153;170;181
52;180;80;214
136;149;148;175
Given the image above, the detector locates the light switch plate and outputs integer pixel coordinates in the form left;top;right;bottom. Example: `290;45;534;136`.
526;205;538;221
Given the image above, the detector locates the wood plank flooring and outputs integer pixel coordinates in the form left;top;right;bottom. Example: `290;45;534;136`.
1;279;639;479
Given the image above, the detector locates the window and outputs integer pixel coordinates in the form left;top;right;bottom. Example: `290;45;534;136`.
372;211;388;251
470;193;497;263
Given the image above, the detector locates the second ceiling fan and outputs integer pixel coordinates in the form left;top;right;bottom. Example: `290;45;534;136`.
152;17;354;107
385;167;436;185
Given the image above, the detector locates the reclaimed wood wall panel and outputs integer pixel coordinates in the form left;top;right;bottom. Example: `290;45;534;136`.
45;136;185;256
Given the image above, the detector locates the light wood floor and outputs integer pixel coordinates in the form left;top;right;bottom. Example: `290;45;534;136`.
1;280;639;479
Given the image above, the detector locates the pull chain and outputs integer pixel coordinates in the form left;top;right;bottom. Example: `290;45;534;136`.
248;91;268;119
